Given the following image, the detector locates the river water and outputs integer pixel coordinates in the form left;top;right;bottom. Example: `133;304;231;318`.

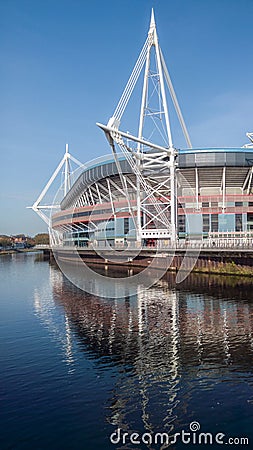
1;252;253;449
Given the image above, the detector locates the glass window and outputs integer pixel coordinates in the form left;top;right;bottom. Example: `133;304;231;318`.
124;218;129;235
235;214;242;232
178;215;185;233
211;214;218;232
203;214;210;232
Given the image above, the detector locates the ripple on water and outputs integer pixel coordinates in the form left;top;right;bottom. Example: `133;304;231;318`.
1;255;253;449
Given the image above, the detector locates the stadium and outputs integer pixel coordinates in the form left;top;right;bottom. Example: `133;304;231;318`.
33;11;253;251
50;144;253;249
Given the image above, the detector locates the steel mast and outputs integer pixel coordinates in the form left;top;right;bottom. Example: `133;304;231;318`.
137;9;175;244
97;9;192;246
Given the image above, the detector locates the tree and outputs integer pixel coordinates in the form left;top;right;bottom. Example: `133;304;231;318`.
0;235;12;248
34;233;50;245
26;237;35;247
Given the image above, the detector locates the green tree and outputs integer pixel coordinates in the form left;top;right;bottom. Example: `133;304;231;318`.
26;237;35;247
0;235;12;248
34;233;49;245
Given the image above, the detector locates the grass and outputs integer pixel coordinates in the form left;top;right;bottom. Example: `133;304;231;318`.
194;261;253;277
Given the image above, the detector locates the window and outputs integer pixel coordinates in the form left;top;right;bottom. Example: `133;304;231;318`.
203;214;210;232
211;214;218;232
235;201;243;207
235;214;242;232
124;218;129;235
202;202;209;208
247;213;253;230
178;215;186;233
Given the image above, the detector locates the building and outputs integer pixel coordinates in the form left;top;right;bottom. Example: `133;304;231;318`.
12;234;28;249
50;145;253;249
32;11;253;249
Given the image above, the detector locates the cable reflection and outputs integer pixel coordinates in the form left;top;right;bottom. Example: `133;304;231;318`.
33;266;75;373
34;263;253;439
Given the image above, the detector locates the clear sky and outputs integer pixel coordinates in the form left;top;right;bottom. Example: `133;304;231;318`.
1;0;253;236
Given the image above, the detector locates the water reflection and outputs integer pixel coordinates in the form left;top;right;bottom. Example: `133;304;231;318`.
33;266;75;372
34;265;253;446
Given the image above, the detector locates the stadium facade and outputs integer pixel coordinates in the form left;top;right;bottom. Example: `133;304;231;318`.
50;145;253;248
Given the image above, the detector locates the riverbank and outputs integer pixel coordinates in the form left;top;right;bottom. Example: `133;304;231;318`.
192;261;253;277
52;247;253;278
4;246;253;278
0;248;42;256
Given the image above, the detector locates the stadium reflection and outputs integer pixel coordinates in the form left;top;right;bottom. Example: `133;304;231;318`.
38;264;253;440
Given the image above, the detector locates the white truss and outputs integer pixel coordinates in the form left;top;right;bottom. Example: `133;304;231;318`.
243;166;253;194
74;175;136;209
243;132;253;148
28;144;84;227
97;9;192;244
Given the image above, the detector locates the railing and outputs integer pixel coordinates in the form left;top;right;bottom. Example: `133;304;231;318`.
55;239;253;251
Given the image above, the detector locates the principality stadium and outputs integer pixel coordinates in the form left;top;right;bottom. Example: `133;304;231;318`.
50;145;253;249
32;10;253;251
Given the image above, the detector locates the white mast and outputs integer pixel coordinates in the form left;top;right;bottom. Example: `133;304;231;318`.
136;9;176;243
64;143;71;196
97;9;192;245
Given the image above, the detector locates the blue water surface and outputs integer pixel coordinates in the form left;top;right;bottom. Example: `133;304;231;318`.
1;253;253;449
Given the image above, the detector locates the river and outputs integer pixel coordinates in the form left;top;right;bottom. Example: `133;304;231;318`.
1;252;253;449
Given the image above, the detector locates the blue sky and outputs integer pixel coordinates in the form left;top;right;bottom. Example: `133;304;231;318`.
1;0;253;236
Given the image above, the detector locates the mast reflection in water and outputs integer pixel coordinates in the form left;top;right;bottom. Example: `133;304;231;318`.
0;254;253;450
34;261;253;448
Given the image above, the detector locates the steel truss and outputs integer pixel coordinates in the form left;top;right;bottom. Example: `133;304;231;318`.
243;132;253;148
74;174;137;208
29;144;84;245
243;167;253;194
97;9;192;244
